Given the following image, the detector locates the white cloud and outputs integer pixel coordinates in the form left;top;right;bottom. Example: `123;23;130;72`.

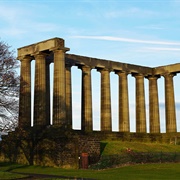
72;35;180;46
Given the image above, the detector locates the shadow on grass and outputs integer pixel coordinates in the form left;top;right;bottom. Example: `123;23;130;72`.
100;142;107;155
0;162;29;172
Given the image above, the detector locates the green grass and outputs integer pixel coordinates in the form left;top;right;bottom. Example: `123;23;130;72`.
0;162;180;180
0;171;27;179
101;140;180;155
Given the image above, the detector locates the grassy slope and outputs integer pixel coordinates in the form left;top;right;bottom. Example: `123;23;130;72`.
2;163;180;180
0;171;27;179
101;140;180;155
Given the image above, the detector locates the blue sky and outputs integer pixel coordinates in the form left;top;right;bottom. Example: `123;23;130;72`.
0;0;180;132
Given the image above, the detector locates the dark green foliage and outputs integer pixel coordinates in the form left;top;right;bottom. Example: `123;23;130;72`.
0;126;76;166
90;151;180;169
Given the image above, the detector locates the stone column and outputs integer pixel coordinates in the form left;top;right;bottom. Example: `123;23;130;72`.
164;73;177;132
116;71;130;132
80;65;93;132
18;56;32;128
53;49;67;126
99;69;112;131
133;73;146;133
34;53;47;126
45;59;51;126
65;64;72;129
148;75;160;133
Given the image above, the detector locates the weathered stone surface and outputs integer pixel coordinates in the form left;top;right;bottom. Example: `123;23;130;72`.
80;66;93;132
147;76;160;133
133;73;146;133
65;54;153;75
19;56;32;127
164;73;177;133
99;68;112;131
116;71;130;132
53;49;67;125
18;37;65;57
153;63;180;75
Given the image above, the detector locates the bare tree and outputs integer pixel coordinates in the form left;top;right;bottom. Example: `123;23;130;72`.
0;39;19;133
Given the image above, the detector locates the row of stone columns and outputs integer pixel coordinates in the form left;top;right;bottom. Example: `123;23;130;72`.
19;52;177;133
78;67;177;133
19;49;68;129
79;68;177;133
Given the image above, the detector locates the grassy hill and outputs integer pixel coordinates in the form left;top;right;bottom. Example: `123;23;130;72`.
88;140;180;169
101;140;180;155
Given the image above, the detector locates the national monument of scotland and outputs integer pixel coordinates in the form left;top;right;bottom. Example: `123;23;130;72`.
1;37;179;168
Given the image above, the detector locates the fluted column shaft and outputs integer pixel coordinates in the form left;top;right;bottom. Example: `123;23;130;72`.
133;74;146;133
65;64;72;128
99;69;112;131
53;49;66;126
148;76;160;133
34;53;47;126
164;73;177;132
116;71;130;132
45;60;51;125
19;56;32;128
80;66;93;132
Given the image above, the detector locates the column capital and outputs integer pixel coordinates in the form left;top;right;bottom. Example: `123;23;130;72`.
18;55;33;62
115;70;129;76
78;65;91;72
52;47;70;53
162;72;176;78
132;73;144;78
33;52;47;59
97;68;110;73
146;75;160;80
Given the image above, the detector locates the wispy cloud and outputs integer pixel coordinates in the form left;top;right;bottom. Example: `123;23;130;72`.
72;35;180;46
137;25;165;30
145;47;180;51
105;7;157;19
0;3;60;37
0;5;24;24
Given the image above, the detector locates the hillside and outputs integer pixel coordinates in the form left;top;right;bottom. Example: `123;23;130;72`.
101;140;180;155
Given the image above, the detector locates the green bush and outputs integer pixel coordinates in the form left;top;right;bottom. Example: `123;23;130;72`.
90;152;180;169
